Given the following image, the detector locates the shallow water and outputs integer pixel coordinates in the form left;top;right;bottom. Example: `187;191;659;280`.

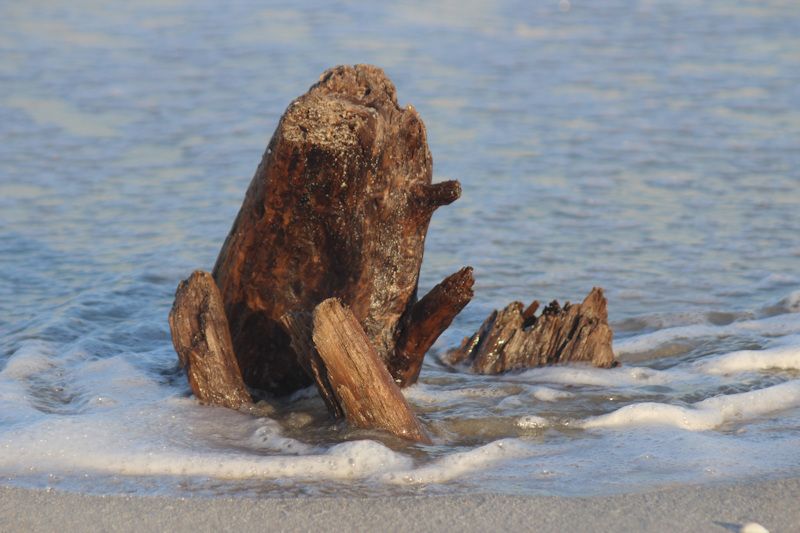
1;0;800;497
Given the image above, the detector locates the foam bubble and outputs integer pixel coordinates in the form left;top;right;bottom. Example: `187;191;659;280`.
516;415;549;429
247;419;315;454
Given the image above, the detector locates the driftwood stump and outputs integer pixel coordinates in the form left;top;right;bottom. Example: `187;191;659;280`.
167;64;618;442
211;64;472;394
446;287;616;373
168;271;252;409
284;299;430;443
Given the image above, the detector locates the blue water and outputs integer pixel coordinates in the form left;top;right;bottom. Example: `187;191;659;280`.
1;0;799;497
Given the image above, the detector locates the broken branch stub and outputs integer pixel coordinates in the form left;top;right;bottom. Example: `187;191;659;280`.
392;266;475;386
446;287;616;373
211;64;472;394
168;271;252;409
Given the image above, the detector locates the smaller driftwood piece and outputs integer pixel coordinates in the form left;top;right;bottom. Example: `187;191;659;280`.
284;298;431;443
446;287;616;373
168;271;252;410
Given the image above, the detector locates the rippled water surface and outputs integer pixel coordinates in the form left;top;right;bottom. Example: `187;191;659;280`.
2;0;800;497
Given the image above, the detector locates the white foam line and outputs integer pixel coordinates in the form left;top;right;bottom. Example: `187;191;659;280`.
507;365;681;387
581;380;800;431
381;439;533;484
696;344;800;375
0;438;412;481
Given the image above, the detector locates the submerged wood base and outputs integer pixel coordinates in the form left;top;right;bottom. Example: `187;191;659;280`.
446;287;616;373
168;271;252;409
284;299;431;444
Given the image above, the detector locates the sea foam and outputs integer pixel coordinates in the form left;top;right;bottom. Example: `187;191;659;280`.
697;342;800;375
381;439;533;484
0;409;412;480
581;380;800;431
509;365;676;387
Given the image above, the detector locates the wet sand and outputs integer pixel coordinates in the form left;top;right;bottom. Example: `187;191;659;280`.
2;477;798;532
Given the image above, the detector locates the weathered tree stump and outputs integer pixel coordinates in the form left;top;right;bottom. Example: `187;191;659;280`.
446;287;616;373
168;271;252;409
211;64;472;394
284;299;430;443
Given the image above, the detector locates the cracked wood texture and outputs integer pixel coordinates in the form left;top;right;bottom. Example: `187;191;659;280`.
309;298;430;443
211;64;471;394
168;271;252;409
280;311;343;419
446;287;617;373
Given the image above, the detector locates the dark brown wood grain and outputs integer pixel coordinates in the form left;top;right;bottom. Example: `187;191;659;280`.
168;271;252;409
280;311;343;419
310;298;431;443
446;287;617;373
210;64;471;394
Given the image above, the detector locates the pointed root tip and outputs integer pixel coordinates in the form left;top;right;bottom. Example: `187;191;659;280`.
582;287;607;307
442;266;475;298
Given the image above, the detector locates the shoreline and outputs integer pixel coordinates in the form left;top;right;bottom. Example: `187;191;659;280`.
2;477;799;532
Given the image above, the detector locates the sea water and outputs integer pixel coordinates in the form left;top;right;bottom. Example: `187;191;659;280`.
1;0;799;497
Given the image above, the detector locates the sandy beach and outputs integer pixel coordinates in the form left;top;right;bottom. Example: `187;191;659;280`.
2;477;798;532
